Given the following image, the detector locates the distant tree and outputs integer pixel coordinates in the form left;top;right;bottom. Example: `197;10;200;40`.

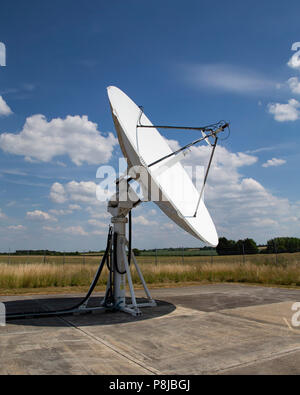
265;237;300;253
132;248;141;256
216;237;239;255
217;237;259;256
237;238;259;255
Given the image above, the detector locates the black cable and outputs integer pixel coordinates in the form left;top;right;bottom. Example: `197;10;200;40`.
106;241;112;271
74;226;112;307
128;211;132;266
218;122;231;141
113;232;126;275
6;227;113;320
104;254;114;308
104;237;115;308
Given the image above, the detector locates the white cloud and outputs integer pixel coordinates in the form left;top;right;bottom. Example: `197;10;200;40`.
6;201;16;207
50;181;98;204
133;215;157;226
161;223;176;230
1;169;27;176
166;139;181;152
0;209;6;219
246;146;277;154
42;226;61;233
88;219;106;228
178;142;300;242
69;204;81;210
287;77;300;94
49;209;72;216
56;161;67;167
268;99;300;122
49;180;112;237
8;225;26;231
0;114;118;165
182;144;258;189
66;181;98;203
85;206;110;219
46;142;299;244
50;182;67;203
262;158;286;168
184;63;276;94
149;209;157;215
24;156;39;164
49;181;110;234
26;210;57;222
241;178;265;192
252;218;278;227
91;229;106;236
43;225;88;236
64;226;88;236
50;180;114;206
0;96;13;116
22;83;35;92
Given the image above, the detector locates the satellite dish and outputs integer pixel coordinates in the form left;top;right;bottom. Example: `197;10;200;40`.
107;86;219;247
6;87;228;321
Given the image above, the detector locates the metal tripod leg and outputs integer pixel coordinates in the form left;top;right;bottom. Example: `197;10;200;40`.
130;250;156;307
101;276;111;306
124;239;156;306
119;236;141;316
106;210;157;316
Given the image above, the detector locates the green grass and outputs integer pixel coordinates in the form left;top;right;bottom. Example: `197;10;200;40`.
2;251;299;265
140;249;217;256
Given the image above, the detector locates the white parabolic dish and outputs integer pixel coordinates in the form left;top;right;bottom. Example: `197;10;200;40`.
107;86;218;247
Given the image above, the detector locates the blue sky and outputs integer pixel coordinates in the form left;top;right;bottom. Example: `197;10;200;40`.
0;0;299;251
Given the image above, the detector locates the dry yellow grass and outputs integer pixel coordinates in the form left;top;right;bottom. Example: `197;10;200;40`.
1;251;300;266
0;263;108;289
0;255;299;294
135;262;300;286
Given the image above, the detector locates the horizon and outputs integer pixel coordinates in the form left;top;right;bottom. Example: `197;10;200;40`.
1;236;299;254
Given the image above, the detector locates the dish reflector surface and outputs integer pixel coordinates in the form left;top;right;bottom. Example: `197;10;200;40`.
107;86;218;247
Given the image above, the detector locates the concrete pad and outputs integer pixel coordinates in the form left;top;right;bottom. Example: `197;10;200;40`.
221;349;300;375
219;301;300;330
0;284;300;375
0;317;151;375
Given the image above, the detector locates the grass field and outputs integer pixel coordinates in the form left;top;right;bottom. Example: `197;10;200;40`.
0;252;299;294
140;249;217;256
1;251;299;265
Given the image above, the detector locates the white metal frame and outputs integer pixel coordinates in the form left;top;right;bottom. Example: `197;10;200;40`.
103;199;156;316
77;177;157;317
77;215;156;317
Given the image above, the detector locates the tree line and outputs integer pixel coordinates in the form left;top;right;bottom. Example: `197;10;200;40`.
2;250;81;256
265;237;300;254
216;237;300;255
1;237;299;256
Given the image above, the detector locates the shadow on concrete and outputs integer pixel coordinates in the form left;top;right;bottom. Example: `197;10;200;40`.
4;296;176;327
